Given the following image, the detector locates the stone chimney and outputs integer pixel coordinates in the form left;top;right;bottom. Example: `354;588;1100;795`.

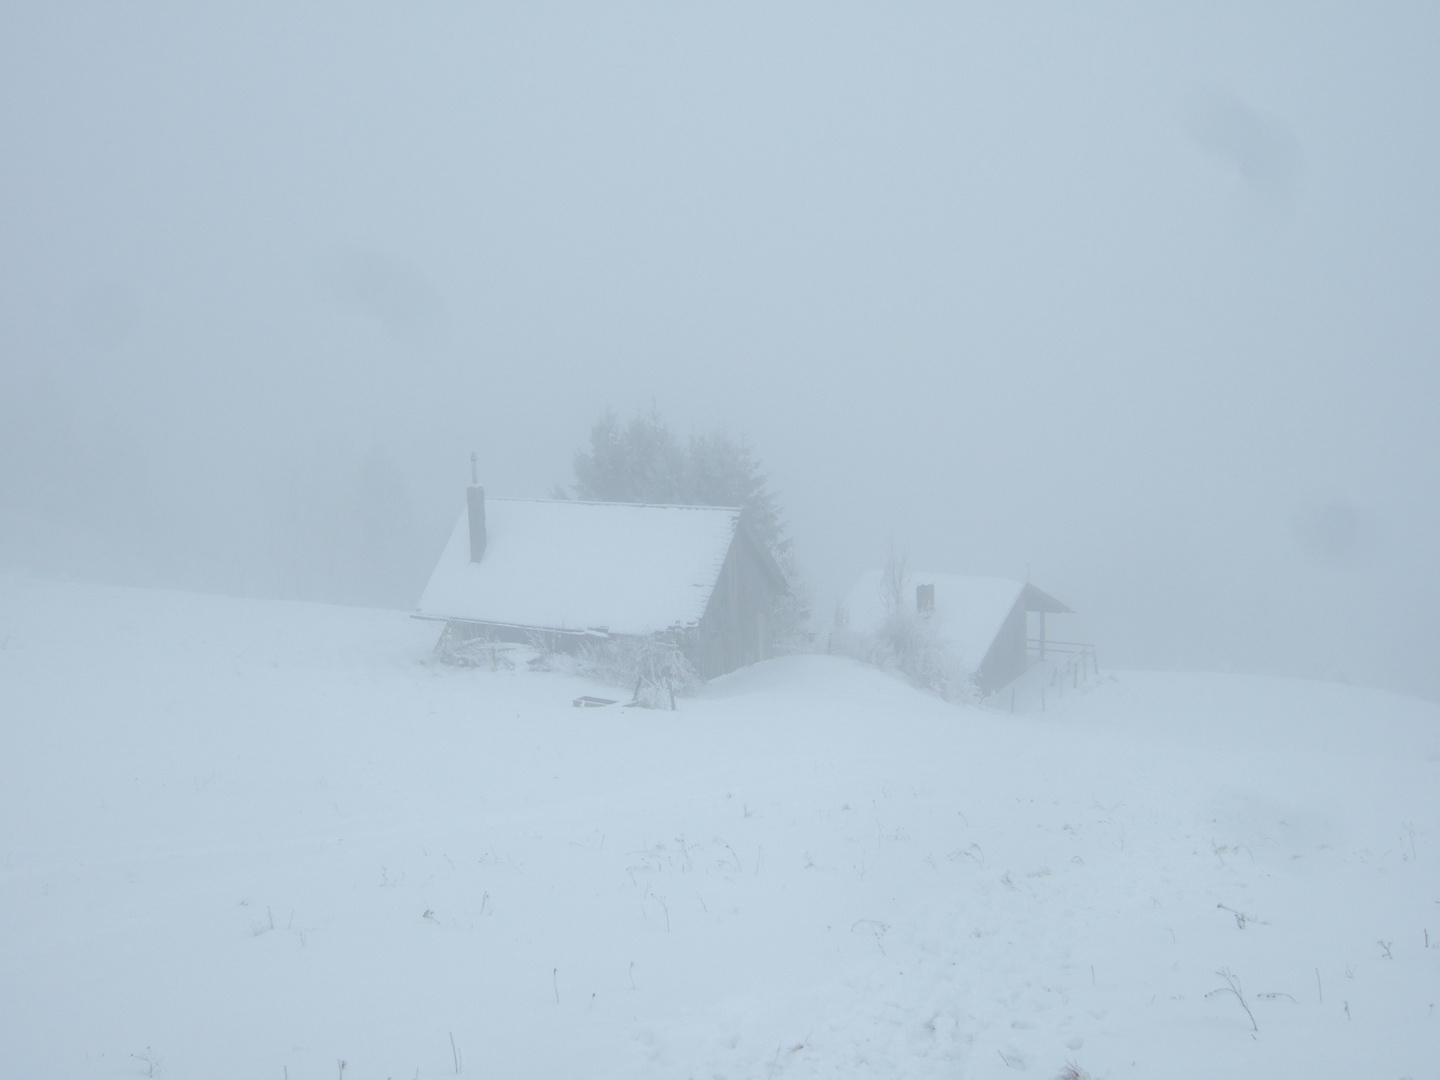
467;452;486;562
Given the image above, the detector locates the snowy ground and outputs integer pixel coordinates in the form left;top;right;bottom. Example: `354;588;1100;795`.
1;569;1437;1080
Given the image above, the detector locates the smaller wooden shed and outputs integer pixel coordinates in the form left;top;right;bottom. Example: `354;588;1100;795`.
414;488;789;679
843;571;1072;692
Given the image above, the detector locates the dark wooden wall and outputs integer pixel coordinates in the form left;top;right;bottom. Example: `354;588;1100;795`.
976;599;1028;692
689;529;787;679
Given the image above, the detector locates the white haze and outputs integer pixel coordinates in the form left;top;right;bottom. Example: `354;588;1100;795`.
2;5;1438;699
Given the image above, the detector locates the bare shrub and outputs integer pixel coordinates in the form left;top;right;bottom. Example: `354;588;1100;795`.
1206;967;1259;1031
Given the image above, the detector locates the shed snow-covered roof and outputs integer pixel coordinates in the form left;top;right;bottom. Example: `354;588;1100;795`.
417;497;743;636
843;571;1070;672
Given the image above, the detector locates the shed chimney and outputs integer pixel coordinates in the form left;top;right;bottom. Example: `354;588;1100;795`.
916;583;934;614
467;453;486;562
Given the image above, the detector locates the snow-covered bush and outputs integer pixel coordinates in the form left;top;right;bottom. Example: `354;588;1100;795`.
833;607;975;703
579;635;700;709
877;606;974;700
521;630;569;672
830;550;978;704
433;621;517;670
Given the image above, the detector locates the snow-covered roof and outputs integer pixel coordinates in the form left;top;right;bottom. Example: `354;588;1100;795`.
843;571;1069;672
417;497;743;636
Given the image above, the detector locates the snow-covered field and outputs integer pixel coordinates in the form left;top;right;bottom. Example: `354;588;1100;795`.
2;569;1437;1080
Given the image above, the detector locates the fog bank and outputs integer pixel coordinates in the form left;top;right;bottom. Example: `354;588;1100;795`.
3;5;1438;698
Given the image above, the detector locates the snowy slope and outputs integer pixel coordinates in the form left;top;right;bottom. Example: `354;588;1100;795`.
1;568;1438;1080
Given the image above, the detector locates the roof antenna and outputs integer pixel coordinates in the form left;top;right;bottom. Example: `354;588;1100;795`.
1026;562;1030;583
470;451;478;486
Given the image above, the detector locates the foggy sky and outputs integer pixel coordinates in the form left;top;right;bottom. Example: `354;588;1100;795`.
3;5;1438;700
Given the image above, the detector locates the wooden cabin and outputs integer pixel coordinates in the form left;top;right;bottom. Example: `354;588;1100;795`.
414;487;789;679
843;570;1072;693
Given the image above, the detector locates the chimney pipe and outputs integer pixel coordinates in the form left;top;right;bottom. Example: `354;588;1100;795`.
467;454;486;562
